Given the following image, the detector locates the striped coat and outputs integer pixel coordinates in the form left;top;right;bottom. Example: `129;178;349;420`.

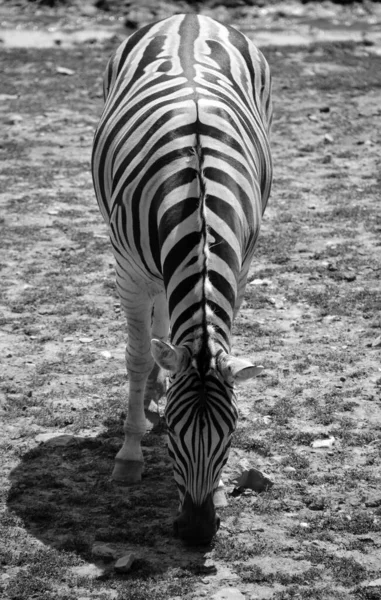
92;13;272;544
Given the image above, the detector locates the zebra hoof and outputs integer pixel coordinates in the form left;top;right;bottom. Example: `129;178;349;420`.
111;459;143;484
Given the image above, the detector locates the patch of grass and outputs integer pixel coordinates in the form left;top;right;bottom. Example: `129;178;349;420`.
330;427;380;447
237;563;271;583
274;566;322;585
281;450;310;471
312;401;337;426
233;428;272;456
286;282;381;317
308;549;368;586
266;397;295;425
273;585;345;600
308;511;381;536
292;431;317;446
213;536;269;562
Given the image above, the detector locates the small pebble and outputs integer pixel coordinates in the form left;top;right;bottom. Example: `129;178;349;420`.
92;543;117;561
114;552;136;573
5;113;23;125
362;578;381;588
284;466;296;473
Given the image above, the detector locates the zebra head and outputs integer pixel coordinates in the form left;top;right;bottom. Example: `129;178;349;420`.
151;339;263;545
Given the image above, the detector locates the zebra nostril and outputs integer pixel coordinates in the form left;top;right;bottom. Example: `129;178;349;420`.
215;514;221;531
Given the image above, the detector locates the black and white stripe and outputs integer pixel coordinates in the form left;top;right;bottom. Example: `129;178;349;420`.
92;13;272;542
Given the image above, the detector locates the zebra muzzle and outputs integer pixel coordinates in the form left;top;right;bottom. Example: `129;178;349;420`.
173;492;220;545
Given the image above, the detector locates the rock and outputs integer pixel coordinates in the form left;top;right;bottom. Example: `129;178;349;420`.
267;297;284;309
79;4;98;16
340;271;356;282
234;468;273;493
92;543;118;562
361;578;381;589
211;588;245;600
324;133;334;144
79;337;93;343
5;113;23;125
0;93;18;101
114;552;136;572
307;497;325;511
284;466;296;473
295;243;309;253
35;433;76;447
100;350;112;359
124;8;153;29
372;335;381;348
365;498;381;508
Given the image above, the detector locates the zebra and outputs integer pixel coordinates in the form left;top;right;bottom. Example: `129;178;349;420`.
92;13;272;545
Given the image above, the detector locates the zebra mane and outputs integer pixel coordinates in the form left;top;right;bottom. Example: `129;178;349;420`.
192;133;216;379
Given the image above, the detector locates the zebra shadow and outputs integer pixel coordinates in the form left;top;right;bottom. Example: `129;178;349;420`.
7;420;217;577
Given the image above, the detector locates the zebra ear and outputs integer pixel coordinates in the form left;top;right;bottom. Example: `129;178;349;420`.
151;339;189;372
217;354;264;383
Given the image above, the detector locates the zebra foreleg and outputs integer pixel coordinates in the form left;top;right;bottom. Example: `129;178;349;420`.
112;293;154;483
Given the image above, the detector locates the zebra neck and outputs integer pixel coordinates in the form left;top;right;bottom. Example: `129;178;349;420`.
167;136;232;375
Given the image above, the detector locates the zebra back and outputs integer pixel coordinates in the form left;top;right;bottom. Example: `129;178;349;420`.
92;14;272;374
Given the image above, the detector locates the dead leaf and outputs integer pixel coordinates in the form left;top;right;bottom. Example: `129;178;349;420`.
311;436;335;449
56;66;75;76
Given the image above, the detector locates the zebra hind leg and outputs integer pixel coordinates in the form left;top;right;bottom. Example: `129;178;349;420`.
143;292;169;429
112;289;155;484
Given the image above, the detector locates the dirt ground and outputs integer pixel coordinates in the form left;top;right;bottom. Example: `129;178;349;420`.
1;2;381;600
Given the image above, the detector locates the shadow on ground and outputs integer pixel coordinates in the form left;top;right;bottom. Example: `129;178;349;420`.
6;422;217;577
